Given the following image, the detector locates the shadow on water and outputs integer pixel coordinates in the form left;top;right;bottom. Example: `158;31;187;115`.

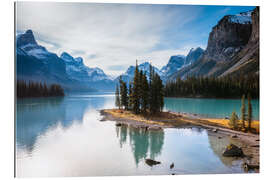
116;125;164;166
16;96;108;152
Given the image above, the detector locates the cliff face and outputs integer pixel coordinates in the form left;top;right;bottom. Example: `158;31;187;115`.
169;7;259;80
205;15;252;62
185;47;204;65
219;7;259;77
249;7;259;44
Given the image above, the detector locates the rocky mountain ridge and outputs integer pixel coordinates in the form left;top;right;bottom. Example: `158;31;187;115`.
169;7;259;80
16;30;115;92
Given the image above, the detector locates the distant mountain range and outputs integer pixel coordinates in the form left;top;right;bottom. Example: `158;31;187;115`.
16;7;259;92
116;47;204;84
115;62;164;84
16;30;114;92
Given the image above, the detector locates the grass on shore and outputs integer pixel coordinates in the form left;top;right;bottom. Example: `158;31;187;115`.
204;118;259;133
104;109;259;134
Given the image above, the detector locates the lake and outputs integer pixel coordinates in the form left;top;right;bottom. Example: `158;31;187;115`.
16;94;256;177
164;97;259;120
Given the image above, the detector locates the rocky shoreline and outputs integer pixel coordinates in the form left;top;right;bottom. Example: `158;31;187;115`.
100;109;259;172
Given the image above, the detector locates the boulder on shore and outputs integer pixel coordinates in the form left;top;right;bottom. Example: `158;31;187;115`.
223;144;244;157
231;134;238;138
145;159;161;166
243;163;259;171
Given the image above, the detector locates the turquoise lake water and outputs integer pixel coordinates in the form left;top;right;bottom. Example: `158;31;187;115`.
16;94;255;177
164;97;259;120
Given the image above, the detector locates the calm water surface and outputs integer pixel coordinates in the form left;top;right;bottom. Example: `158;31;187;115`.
164;98;259;119
16;94;250;177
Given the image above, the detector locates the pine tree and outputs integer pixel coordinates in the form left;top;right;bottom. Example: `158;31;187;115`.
247;93;253;131
229;111;239;130
141;72;149;113
132;60;140;114
157;75;164;112
115;84;121;109
119;76;128;110
128;83;133;110
241;94;246;130
148;64;164;114
149;63;155;114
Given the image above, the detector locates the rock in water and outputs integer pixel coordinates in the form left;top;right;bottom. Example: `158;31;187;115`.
116;123;122;127
223;144;244;157
145;159;161;166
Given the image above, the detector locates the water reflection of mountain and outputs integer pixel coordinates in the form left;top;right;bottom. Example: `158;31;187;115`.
16;96;106;152
116;125;164;166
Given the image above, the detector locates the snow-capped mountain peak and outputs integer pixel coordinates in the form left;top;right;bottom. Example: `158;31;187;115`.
229;11;252;24
16;30;54;59
75;57;83;64
60;52;74;62
59;52;112;82
161;55;185;77
16;29;37;47
116;61;164;84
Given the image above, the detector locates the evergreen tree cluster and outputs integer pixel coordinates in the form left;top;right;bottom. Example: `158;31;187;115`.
165;75;259;98
17;80;65;98
115;61;164;115
229;93;253;132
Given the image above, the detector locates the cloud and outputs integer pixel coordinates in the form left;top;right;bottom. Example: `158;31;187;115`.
16;2;205;76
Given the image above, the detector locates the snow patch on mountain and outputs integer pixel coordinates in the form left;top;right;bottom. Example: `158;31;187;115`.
116;62;164;84
229;11;252;24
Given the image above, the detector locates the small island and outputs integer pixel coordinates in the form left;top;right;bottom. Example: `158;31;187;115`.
101;61;260;172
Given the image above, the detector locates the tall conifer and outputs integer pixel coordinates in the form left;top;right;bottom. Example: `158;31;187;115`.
132;60;140;114
115;84;120;109
241;94;246;130
247;93;253;130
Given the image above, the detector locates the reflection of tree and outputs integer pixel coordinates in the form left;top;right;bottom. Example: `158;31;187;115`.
116;124;128;148
116;125;164;166
192;127;204;134
119;125;128;148
129;127;149;165
149;131;164;159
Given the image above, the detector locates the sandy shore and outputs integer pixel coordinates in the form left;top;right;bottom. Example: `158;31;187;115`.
100;109;259;172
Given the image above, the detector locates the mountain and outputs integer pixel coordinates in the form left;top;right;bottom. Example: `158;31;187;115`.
161;47;204;80
60;52;112;82
184;47;204;65
169;8;258;80
161;55;185;79
16;30;115;92
16;30;69;84
219;7;259;77
116;62;163;84
117;47;204;84
60;52;115;91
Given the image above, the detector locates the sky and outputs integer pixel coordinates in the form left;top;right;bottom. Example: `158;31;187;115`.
16;2;255;77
